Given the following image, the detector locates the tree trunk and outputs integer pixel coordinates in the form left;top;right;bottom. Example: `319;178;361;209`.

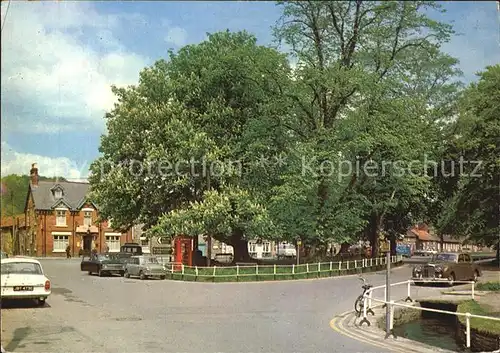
340;242;350;253
228;230;253;263
369;214;379;258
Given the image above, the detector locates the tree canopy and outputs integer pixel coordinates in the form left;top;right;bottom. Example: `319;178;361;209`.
89;1;495;262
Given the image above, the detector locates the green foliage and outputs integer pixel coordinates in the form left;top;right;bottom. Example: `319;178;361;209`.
269;0;462;254
151;186;276;242
435;65;500;247
476;281;500;292
89;1;493;260
89;31;290;250
1;175;66;216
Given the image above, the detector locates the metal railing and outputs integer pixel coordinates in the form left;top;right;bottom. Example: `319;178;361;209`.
359;279;500;349
162;255;403;281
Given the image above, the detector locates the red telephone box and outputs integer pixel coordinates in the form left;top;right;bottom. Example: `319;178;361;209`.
174;236;194;271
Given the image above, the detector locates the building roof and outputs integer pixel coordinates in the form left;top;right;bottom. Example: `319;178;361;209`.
406;227;464;243
30;181;92;211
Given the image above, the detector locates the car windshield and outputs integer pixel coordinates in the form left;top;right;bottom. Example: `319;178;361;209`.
97;254;116;261
1;262;43;275
432;253;457;262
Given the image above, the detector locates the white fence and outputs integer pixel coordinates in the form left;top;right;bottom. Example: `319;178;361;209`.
360;279;500;349
162;255;404;282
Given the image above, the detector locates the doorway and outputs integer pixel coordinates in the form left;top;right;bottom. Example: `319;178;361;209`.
83;235;93;252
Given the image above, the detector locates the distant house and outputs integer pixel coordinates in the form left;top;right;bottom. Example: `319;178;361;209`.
405;223;481;252
24;163;132;257
0;214;27;256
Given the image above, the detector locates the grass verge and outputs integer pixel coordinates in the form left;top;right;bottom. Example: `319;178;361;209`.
166;261;403;283
476;281;500;292
457;300;500;336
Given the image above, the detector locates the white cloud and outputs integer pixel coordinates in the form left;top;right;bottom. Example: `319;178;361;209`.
1;141;89;182
1;1;149;134
165;26;188;47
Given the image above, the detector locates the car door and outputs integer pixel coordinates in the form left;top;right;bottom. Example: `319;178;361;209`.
463;253;474;279
128;257;138;276
80;256;89;271
91;254;100;273
456;254;467;281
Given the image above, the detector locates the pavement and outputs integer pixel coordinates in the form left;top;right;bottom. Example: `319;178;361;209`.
0;259;473;353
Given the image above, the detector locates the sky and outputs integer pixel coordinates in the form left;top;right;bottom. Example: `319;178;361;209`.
1;1;499;181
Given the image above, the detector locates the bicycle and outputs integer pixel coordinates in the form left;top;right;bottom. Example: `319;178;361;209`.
354;276;374;317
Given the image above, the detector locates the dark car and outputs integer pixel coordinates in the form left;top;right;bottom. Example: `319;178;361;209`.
80;253;132;277
412;252;482;286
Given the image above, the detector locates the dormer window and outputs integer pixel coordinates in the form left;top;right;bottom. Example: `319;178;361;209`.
54;189;63;198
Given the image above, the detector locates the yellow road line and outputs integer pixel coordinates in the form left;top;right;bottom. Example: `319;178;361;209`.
330;314;405;353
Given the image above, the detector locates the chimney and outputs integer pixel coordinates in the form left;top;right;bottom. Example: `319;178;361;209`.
30;163;39;187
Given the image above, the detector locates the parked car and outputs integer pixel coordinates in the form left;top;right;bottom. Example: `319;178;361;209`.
80;253;131;277
1;257;51;306
120;243;143;255
124;255;167;280
411;252;481;285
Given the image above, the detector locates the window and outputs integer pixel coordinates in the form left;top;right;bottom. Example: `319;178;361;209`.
56;210;66;226
463;254;471;263
248;242;256;253
83;211;92;226
1;262;43;275
263;242;271;253
54;189;62;198
53;235;68;252
106;235;121;252
141;239;149;246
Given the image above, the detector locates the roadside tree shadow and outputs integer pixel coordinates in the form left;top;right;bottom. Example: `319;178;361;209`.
4;327;32;352
0;299;50;309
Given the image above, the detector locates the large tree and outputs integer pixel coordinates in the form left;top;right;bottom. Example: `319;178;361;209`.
88;31;290;261
270;0;461;256
435;65;500;262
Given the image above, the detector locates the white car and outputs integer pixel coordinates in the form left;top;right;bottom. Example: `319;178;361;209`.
1;257;51;306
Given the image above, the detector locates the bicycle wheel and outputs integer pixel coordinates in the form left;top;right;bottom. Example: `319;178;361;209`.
354;295;364;314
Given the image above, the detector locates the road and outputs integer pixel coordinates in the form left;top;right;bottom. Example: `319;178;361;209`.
1;259;444;353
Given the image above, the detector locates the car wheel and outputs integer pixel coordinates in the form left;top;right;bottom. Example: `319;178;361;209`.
124;270;130;278
88;271;92;275
38;298;46;306
473;270;479;282
139;271;146;280
447;272;455;286
160;275;166;280
98;269;104;277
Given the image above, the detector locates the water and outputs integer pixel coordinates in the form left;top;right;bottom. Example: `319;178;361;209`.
393;315;464;352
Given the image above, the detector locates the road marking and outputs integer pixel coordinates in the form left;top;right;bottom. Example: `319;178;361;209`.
330;316;400;352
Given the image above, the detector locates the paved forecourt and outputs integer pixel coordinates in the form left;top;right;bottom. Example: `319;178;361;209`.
2;259;421;353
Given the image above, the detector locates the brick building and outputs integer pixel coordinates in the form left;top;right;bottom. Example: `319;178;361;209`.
25;164;132;257
0;215;27;256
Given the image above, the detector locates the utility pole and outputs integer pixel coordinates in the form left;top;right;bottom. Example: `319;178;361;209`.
206;165;211;267
385;240;393;338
